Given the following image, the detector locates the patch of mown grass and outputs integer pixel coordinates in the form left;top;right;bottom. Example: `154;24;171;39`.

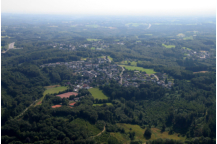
116;123;186;142
91;47;95;50
162;44;176;48
182;47;191;50
88;88;108;100
35;86;67;106
107;56;113;61
119;65;156;74
110;132;130;143
93;103;113;106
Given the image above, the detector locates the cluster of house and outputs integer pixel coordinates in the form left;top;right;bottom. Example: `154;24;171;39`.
181;48;210;59
122;71;173;89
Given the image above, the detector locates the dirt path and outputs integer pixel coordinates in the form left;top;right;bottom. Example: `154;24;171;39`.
15;100;37;119
119;66;125;85
90;125;106;139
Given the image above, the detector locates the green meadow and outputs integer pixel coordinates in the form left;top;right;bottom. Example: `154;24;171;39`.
107;56;113;61
91;47;95;50
120;65;156;74
88;88;108;100
125;23;148;27
116;123;186;143
162;44;176;48
35;86;67;106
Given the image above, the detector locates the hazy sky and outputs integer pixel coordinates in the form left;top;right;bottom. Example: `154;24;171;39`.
1;0;216;16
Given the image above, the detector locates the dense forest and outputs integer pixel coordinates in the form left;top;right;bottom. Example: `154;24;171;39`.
1;15;216;144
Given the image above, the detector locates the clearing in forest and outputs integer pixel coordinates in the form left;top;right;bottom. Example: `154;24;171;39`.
119;65;156;74
88;88;108;100
35;86;67;106
116;123;186;143
162;44;175;48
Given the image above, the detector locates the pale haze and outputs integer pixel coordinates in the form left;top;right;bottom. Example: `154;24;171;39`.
1;0;216;16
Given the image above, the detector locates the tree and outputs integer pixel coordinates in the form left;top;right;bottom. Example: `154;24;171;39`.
165;78;168;84
144;128;152;139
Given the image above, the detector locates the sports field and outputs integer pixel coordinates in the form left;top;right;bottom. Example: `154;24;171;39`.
119;65;156;74
115;123;185;143
162;44;176;48
35;86;67;106
88;88;108;100
93;103;113;106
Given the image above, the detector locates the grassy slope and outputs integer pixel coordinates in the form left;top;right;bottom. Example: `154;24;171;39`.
35;86;67;106
119;65;156;74
88;88;108;100
116;123;186;143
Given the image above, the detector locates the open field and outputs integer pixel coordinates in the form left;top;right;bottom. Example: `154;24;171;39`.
1;35;12;38
107;56;113;61
93;103;113;106
88;88;108;100
86;25;99;28
162;44;176;48
35;86;67;106
87;39;100;41
120;60;138;66
71;25;77;27
177;33;185;37
91;47;95;50
125;23;148;27
182;47;192;50
81;57;87;60
119;65;156;74
116;123;186;143
183;36;193;40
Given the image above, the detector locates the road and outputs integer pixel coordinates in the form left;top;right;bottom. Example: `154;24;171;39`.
119;66;125;85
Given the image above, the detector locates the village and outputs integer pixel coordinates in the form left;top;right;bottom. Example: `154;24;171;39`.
40;56;174;92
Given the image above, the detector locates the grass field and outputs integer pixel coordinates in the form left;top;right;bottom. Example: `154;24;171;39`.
35;86;67;106
91;47;95;50
87;39;100;41
182;47;192;50
71;25;77;27
119;65;156;74
183;36;193;40
177;33;185;37
1;35;12;38
88;88;108;100
86;25;99;28
81;58;87;60
162;44;176;48
120;61;138;66
93;103;113;106
71;118;101;136
107;56;113;61
116;123;186;143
